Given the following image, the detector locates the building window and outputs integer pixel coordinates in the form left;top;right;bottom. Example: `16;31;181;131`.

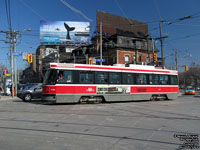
125;55;129;64
136;41;141;49
113;56;116;64
139;54;142;63
133;55;136;64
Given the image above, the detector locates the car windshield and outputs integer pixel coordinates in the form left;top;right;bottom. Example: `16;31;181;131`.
29;84;42;90
24;84;41;90
24;84;34;90
186;88;194;90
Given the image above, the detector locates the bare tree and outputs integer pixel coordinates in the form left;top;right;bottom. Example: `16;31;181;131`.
179;62;200;87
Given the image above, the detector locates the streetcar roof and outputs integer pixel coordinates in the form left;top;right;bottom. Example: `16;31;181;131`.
48;63;178;75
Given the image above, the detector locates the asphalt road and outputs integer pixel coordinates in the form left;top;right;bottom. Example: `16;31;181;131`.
0;95;199;150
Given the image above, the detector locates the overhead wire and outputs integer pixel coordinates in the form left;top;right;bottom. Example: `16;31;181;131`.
114;0;133;25
154;0;163;21
165;32;200;42
5;0;12;30
60;0;93;22
18;0;47;20
149;11;200;32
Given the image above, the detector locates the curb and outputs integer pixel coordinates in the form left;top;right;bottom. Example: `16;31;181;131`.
0;96;19;101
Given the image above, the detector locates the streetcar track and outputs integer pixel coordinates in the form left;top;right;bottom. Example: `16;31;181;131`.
0;118;199;135
0;126;182;146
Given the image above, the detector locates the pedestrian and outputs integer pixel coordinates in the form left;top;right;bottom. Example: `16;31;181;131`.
0;86;2;98
10;84;12;96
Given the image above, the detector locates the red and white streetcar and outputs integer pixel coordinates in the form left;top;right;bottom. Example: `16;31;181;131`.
42;63;179;103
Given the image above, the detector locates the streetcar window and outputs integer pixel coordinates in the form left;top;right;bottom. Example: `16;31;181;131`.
43;69;57;85
109;72;121;84
170;75;178;85
80;71;94;83
160;75;169;85
95;72;108;84
122;73;134;84
57;70;73;84
149;74;159;85
136;74;147;84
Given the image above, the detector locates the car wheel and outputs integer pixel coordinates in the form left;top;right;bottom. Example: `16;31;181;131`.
23;93;32;102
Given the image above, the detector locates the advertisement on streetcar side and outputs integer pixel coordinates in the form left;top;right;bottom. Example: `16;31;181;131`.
97;86;130;94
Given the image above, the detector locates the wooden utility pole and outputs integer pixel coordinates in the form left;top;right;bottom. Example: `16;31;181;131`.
159;21;164;69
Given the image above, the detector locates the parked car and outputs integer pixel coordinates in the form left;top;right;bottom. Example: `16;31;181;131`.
184;86;196;95
17;83;43;102
193;86;200;91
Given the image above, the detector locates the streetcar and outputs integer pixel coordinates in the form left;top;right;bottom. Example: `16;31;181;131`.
42;63;179;103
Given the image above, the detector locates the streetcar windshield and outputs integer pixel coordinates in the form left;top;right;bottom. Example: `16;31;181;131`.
43;69;58;85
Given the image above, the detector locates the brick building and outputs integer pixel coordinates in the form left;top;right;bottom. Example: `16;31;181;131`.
72;11;158;65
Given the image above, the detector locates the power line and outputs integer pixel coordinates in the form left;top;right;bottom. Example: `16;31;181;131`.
150;11;200;32
60;0;93;22
5;0;12;30
114;0;132;25
154;0;163;20
19;0;46;20
165;32;200;42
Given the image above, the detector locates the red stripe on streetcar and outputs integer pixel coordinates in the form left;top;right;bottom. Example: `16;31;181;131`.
43;85;178;94
131;86;179;93
50;64;57;68
43;86;96;94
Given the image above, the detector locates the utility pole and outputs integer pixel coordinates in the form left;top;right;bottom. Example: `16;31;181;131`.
100;22;102;65
9;31;14;97
56;45;60;63
0;30;14;96
13;33;18;96
175;49;178;70
1;29;31;96
159;21;164;69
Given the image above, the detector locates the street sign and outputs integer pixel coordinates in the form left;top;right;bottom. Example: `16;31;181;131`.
6;73;11;76
7;52;22;56
96;59;105;62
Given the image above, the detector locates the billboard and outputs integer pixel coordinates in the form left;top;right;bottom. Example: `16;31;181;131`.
40;21;90;44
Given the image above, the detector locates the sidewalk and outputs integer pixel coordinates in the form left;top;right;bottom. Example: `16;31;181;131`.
0;96;20;101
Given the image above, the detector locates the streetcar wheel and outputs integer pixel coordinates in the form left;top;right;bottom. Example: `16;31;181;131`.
23;93;32;102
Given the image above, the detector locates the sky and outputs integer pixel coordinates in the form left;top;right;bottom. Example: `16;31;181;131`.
0;0;200;71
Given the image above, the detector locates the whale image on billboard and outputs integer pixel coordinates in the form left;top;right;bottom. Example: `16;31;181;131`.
40;21;90;45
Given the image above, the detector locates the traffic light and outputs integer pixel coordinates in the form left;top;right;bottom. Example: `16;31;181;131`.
3;68;6;76
153;52;157;64
27;54;32;63
89;58;92;65
185;65;188;71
